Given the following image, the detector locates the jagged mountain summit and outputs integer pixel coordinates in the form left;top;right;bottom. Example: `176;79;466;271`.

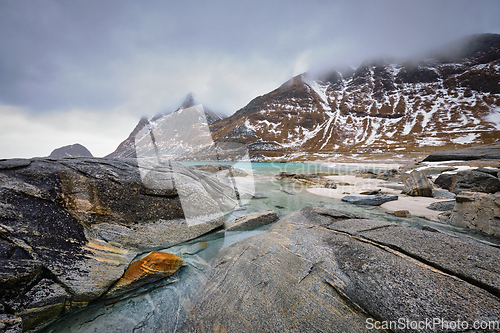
211;33;500;160
107;94;227;158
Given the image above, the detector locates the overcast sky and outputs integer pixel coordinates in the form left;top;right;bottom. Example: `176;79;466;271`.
1;0;500;158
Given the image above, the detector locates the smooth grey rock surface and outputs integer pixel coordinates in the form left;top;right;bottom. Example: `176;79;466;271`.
180;207;500;333
341;194;398;205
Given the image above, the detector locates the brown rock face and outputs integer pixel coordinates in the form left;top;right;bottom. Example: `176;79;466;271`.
107;251;183;296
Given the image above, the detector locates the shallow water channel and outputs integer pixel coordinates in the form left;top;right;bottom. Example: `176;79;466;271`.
43;162;498;332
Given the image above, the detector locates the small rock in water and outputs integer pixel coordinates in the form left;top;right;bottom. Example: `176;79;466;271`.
341;195;398;206
394;210;411;217
427;200;456;211
359;189;381;195
106;251;183;297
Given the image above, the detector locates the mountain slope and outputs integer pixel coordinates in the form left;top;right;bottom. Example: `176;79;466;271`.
211;33;500;159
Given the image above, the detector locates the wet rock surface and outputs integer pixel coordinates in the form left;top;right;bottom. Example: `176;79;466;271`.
0;157;235;331
180;207;500;333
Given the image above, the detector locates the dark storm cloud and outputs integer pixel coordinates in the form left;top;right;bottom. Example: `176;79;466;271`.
1;0;500;114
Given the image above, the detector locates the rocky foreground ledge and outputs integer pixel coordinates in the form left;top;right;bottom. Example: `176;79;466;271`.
0;157;238;332
179;206;500;332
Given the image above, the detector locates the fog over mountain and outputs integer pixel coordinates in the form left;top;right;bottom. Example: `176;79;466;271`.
1;0;500;158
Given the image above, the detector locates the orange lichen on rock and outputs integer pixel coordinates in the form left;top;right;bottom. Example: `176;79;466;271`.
107;251;183;296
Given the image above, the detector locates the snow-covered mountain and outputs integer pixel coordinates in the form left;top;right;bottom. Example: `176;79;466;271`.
110;34;500;161
107;94;226;159
211;33;500;159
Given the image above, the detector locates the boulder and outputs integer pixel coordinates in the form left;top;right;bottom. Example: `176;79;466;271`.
0;157;236;331
341;195;398;206
450;191;500;237
180;207;500;332
376;169;399;180
435;170;500;194
226;210;279;231
473;167;500;177
402;170;433;197
427;200;456;211
394;210;411;217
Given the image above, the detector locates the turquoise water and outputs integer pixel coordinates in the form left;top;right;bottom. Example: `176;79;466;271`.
180;161;389;176
182;161;500;242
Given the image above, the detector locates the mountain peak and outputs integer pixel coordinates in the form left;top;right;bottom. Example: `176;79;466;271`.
180;93;197;109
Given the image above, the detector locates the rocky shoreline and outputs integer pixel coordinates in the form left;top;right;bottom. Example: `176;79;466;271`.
1;148;500;332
